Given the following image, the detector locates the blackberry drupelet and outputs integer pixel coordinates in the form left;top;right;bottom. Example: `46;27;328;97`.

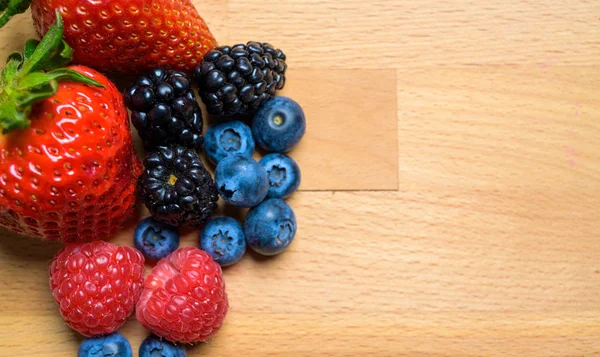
138;146;219;227
194;42;287;116
124;68;204;150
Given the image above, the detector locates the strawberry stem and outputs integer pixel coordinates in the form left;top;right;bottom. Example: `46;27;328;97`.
0;11;103;134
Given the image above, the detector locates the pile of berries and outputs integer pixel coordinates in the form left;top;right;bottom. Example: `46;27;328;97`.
127;61;305;257
72;58;304;355
81;61;304;355
0;0;304;354
61;54;303;355
126;50;305;262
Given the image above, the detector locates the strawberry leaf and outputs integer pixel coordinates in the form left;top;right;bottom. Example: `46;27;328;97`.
28;39;74;72
47;68;103;87
0;99;28;133
57;40;73;66
20;11;68;74
0;11;104;134
0;0;32;28
17;72;55;91
5;51;23;65
23;39;40;61
0;0;10;13
15;79;57;108
1;53;23;84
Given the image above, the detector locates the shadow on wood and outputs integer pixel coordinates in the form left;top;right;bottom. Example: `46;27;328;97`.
0;228;63;263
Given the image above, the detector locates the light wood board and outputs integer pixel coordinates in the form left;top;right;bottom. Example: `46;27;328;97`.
0;1;599;356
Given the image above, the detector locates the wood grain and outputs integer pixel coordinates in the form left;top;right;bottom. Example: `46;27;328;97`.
226;0;600;68
1;0;600;356
280;68;398;190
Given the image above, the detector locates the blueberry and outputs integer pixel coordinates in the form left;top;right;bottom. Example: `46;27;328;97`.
78;333;132;357
252;97;306;153
215;155;269;207
244;198;297;256
199;217;246;266
259;153;301;199
139;335;186;357
134;217;180;262
204;121;255;165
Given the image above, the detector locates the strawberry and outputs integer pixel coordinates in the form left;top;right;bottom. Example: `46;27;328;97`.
0;14;141;242
136;247;229;343
0;0;218;74
49;241;145;336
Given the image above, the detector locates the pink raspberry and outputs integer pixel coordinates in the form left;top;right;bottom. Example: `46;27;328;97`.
136;247;228;343
49;241;145;336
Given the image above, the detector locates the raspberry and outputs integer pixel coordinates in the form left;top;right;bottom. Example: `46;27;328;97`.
49;241;145;337
136;247;228;343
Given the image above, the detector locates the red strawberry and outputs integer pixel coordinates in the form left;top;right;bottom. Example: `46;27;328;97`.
0;15;141;242
0;0;218;74
137;247;229;343
49;241;145;336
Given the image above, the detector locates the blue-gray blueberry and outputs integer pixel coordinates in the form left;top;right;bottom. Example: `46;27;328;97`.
259;153;301;199
200;217;246;266
139;335;186;357
78;333;132;357
244;198;297;256
204;120;255;165
134;217;180;262
215;155;269;207
252;97;306;153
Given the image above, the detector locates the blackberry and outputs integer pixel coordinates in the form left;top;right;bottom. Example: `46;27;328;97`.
124;68;204;150
194;42;287;116
138;146;218;227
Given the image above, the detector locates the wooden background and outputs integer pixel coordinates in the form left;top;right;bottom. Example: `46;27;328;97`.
1;0;599;356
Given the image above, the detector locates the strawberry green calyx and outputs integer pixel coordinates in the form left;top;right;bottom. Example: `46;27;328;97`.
0;0;32;28
0;11;103;134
